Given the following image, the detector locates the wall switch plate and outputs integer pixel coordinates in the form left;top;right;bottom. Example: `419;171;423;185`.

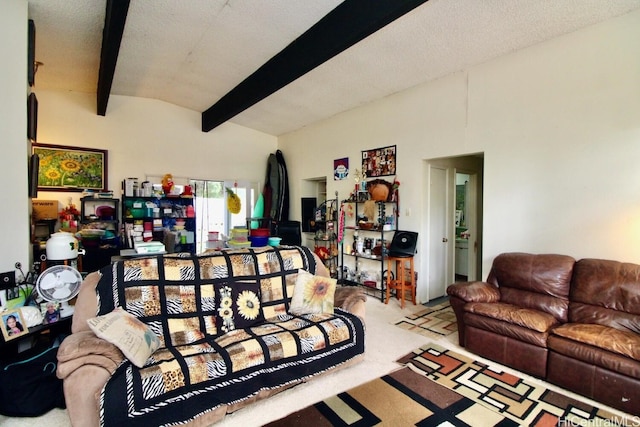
0;271;16;290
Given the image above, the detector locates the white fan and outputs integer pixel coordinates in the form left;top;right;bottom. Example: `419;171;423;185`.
36;265;83;318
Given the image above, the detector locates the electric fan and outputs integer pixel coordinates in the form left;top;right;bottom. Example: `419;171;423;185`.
35;265;83;318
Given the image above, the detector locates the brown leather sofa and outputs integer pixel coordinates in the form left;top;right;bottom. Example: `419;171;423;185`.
447;252;640;416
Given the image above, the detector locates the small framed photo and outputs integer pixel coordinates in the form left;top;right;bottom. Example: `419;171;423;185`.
41;301;61;324
1;310;29;341
6;287;20;300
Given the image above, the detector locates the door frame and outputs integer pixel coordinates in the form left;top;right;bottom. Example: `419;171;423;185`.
422;154;483;302
422;163;451;302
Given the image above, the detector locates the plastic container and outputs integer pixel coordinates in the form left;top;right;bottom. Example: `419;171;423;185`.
249;236;269;247
227;241;251;249
267;237;282;246
46;232;79;260
231;227;249;242
250;228;270;237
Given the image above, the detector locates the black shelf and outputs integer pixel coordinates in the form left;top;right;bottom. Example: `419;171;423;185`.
313;192;338;278
342;251;383;261
122;195;196;254
0;316;72;358
339;199;398;302
79;197;120;273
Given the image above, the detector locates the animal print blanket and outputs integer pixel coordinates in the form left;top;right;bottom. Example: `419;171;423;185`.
94;246;365;426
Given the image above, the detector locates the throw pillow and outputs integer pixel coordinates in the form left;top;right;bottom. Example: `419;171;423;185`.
87;307;161;368
289;269;336;315
215;282;264;334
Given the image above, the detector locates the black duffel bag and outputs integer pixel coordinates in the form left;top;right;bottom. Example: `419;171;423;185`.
0;340;66;417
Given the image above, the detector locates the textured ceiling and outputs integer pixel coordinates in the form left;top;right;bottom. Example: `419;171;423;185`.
27;0;640;136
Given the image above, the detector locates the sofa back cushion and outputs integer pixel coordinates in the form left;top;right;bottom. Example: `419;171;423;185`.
487;252;575;322
569;258;640;334
94;246;317;348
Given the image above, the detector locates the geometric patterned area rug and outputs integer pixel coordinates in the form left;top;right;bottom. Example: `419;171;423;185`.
264;366;521;426
396;342;630;427
267;342;631;426
392;300;458;339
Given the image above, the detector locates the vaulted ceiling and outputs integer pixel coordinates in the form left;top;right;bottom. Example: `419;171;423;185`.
27;0;640;136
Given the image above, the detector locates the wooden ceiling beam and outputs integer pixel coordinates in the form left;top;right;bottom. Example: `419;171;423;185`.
201;0;429;132
96;0;130;116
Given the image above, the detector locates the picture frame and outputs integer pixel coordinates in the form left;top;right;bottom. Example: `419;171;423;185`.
1;309;29;341
32;143;108;192
361;144;396;177
334;157;349;180
5;287;20;300
41;301;61;324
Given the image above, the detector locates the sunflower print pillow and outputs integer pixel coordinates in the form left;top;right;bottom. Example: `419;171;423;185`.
215;282;264;334
289;269;336;315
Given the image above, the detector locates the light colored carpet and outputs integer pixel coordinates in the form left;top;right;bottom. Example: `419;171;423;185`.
0;297;632;426
391;300;457;339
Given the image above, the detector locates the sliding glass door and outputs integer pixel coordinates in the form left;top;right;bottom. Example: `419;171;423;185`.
190;179;259;253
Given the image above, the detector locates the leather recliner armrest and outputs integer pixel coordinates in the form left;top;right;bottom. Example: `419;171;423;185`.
447;281;500;348
447;281;500;303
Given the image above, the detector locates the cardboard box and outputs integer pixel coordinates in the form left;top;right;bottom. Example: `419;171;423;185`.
32;200;59;221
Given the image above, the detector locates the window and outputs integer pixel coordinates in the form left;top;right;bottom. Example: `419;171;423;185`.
189;179;259;253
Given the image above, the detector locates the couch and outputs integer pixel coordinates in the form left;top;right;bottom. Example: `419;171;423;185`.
56;246;366;426
447;252;640;416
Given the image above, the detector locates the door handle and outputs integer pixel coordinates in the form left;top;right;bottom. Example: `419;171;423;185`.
442;238;448;242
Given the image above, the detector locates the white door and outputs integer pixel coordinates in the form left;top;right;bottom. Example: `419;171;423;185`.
427;165;450;299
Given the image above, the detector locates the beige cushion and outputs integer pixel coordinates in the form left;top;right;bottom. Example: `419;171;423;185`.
466;302;559;333
87;307;161;368
552;323;640;361
289;269;336;315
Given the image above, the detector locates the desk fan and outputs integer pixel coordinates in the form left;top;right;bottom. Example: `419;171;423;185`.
35;265;82;318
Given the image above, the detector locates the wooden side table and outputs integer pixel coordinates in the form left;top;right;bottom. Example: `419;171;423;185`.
385;255;417;309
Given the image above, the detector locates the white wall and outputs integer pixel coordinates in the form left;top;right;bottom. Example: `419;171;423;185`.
1;79;276;276
280;9;640;301
0;2;30;277
34;90;277;208
3;4;640;305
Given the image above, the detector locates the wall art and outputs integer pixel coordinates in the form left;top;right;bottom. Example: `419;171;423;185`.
361;144;396;177
334;157;349;180
32;143;108;192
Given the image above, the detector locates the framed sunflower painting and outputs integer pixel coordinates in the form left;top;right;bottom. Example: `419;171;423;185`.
32;143;108;192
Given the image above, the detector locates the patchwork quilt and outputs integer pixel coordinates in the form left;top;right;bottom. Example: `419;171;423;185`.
94;246;365;427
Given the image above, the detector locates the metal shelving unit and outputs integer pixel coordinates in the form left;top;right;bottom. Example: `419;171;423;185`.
339;199;398;301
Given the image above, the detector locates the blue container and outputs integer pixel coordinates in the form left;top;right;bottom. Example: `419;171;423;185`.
249;236;269;247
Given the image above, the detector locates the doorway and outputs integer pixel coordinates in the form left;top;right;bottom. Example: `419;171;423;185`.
422;155;483;302
301;177;328;247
